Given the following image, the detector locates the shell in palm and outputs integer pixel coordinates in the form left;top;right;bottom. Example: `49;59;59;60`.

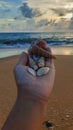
28;39;56;59
28;56;38;70
37;67;50;76
27;67;36;76
38;57;45;67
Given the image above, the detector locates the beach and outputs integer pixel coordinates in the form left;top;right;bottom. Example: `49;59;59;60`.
0;55;73;130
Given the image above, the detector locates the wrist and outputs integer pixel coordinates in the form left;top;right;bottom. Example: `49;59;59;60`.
17;88;48;116
2;88;48;130
17;85;49;104
16;92;47;130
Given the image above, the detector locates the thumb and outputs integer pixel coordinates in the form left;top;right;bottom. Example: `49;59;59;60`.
18;52;28;65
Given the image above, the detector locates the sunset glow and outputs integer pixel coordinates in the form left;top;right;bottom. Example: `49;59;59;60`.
0;0;73;32
64;4;73;9
63;13;73;19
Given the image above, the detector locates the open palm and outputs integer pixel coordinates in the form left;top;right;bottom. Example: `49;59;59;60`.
14;52;55;102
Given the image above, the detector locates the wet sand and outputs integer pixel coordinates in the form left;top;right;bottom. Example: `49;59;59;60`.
0;55;73;130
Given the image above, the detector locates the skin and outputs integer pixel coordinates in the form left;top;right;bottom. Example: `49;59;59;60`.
2;51;55;130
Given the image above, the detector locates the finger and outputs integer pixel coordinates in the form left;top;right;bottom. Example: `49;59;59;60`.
46;47;56;60
18;52;28;65
45;59;55;69
46;47;52;53
40;59;55;83
40;63;55;94
45;46;55;68
46;65;55;85
45;60;55;81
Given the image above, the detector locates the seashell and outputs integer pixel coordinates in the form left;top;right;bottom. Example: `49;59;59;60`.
32;55;40;62
29;56;38;70
35;39;47;49
37;67;50;76
38;57;45;67
28;45;56;59
27;67;36;76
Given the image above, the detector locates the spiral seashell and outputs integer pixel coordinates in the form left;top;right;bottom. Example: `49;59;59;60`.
28;45;56;59
35;39;47;49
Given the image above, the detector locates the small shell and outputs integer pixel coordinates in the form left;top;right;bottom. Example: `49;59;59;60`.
37;67;50;76
29;57;38;70
38;57;45;67
27;67;36;76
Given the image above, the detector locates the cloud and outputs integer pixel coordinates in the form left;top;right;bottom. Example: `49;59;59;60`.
0;0;73;32
50;7;73;16
37;19;50;27
50;8;65;16
0;18;27;32
0;1;12;10
69;18;73;29
37;19;57;28
63;0;73;3
19;2;42;18
52;18;70;31
0;0;22;5
37;18;70;32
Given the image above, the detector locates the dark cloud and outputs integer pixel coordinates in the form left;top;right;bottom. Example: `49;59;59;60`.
51;8;65;16
37;19;50;27
50;8;73;16
37;19;57;27
14;16;22;20
19;3;42;18
14;17;18;20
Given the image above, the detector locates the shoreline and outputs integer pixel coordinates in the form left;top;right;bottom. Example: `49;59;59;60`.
0;54;73;61
0;45;73;59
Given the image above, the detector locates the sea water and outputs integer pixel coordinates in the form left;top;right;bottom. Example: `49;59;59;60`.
0;32;73;58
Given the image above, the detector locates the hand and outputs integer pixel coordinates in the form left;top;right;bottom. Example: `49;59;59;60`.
2;51;55;130
14;52;55;102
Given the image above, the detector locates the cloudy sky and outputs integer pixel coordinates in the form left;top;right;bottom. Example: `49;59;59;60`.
0;0;73;32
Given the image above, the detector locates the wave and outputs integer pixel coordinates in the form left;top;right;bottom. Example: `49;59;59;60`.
0;38;37;48
0;32;73;48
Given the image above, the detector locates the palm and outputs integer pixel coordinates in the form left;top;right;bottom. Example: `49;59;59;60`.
14;63;55;101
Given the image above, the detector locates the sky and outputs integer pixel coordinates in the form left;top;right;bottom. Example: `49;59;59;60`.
0;0;73;32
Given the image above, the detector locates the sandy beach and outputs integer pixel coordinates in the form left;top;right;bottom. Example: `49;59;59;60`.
0;55;73;130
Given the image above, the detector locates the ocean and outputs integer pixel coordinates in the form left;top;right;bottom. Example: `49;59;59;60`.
0;32;73;58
